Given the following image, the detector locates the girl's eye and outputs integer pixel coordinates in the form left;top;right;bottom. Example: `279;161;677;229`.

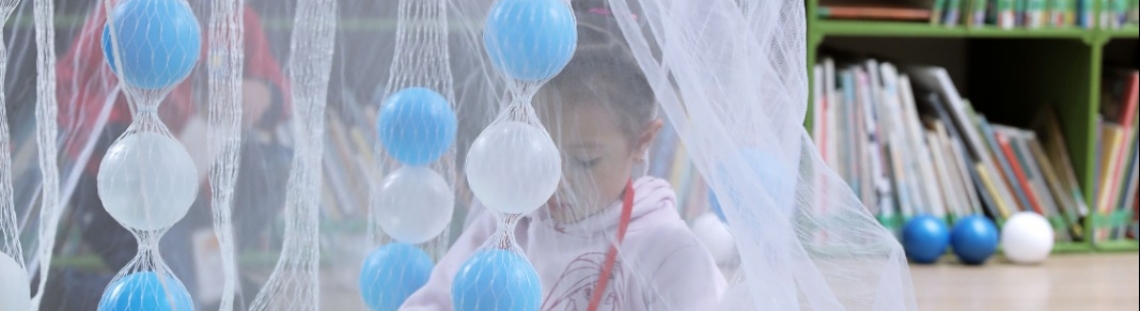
575;158;601;168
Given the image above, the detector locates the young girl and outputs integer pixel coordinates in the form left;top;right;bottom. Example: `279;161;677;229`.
399;6;726;311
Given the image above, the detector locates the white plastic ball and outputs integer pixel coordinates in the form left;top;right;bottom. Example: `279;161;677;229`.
1001;212;1055;265
377;166;456;244
1;253;31;311
97;131;199;231
465;121;561;215
691;213;737;265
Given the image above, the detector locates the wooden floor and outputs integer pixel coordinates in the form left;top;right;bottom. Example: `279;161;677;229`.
911;253;1140;311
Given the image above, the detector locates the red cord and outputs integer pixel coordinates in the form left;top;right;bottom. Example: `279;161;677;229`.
586;180;635;311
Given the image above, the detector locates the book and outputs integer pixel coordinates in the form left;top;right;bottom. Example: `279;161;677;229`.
946;0;965;25
971;0;990;26
1028;0;1049;27
1028;136;1085;239
928;121;965;218
979;117;1029;212
999;0;1019;28
934;0;950;24
1078;0;1095;28
995;128;1047;215
1050;0;1076;26
819;5;934;21
1010;129;1072;241
899;75;942;217
1112;137;1138;239
1033;107;1091;220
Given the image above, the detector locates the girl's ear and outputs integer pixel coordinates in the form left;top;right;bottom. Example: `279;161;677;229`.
635;119;665;159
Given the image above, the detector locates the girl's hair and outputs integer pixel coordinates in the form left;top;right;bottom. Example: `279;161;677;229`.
536;2;657;144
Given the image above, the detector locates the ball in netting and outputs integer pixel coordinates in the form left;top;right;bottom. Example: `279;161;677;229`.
483;0;577;81
1001;212;1054;265
359;243;434;311
97;132;199;231
1;254;31;311
950;215;999;265
466;121;561;215
101;0;201;90
901;215;950;264
451;249;541;311
376;166;455;244
378;87;457;166
97;271;194;311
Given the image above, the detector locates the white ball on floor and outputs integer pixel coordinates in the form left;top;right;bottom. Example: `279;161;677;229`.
1001;212;1055;265
1;253;31;311
691;213;736;264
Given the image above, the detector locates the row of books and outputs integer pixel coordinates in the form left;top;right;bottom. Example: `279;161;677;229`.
1094;70;1139;241
811;57;1138;243
818;0;1139;29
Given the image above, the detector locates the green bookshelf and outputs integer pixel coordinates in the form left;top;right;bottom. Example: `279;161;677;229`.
806;1;1139;254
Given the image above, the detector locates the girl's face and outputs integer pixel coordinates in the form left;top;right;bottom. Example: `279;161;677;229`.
542;103;662;224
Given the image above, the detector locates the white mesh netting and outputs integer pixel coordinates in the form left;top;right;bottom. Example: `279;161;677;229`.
0;0;917;310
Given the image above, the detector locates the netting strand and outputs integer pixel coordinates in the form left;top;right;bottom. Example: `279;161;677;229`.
248;0;337;309
206;0;246;310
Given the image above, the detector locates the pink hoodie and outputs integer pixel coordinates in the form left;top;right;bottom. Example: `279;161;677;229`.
400;177;726;311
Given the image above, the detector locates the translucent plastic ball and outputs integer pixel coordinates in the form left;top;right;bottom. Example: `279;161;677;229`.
359;243;434;311
901;215;950;264
377;166;455;244
1001;212;1055;265
691;213;737;265
102;0;201;90
97;271;194;311
950;215;1000;265
377;87;457;166
466;121;561;215
1;253;30;311
97;132;199;231
483;0;577;81
451;249;541;311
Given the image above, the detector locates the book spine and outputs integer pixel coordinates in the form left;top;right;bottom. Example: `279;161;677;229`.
1029;0;1049;27
935;0;950;24
997;131;1048;215
974;0;991;26
1000;0;1018;28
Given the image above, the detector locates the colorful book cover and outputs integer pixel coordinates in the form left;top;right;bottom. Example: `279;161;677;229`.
1028;0;1049;27
1050;0;1076;26
996;130;1047;215
1112;137;1138;239
999;0;1018;27
976;163;1013;219
980;119;1029;212
1013;131;1063;217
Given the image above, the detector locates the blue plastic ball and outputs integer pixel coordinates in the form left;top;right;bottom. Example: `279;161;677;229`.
901;215;950;264
102;0;201;90
451;249;541;311
378;87;458;166
950;215;999;265
359;243;435;311
483;0;577;81
98;271;194;311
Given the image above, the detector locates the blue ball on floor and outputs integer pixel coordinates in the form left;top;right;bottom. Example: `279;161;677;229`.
902;215;950;264
950;215;999;265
